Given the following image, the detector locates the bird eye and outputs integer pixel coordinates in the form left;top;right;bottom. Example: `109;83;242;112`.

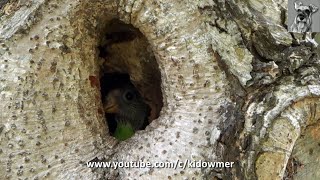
124;91;135;101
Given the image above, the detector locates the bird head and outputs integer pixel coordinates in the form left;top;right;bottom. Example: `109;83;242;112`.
104;84;149;130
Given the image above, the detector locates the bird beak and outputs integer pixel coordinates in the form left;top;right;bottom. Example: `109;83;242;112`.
104;90;120;113
104;103;119;113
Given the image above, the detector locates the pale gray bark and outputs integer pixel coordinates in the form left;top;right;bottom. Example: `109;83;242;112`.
0;0;319;179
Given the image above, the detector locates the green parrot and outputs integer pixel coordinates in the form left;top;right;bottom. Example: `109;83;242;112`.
104;84;149;141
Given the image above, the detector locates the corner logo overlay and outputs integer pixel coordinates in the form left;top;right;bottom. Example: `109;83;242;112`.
288;1;320;32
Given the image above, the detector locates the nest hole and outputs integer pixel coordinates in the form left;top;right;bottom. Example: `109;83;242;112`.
98;19;163;140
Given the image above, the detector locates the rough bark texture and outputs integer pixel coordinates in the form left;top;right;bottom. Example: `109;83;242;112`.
0;0;319;179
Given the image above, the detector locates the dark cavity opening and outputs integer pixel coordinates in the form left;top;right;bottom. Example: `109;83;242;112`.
98;19;163;140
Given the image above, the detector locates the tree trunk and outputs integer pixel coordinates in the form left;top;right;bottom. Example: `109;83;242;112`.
0;0;319;179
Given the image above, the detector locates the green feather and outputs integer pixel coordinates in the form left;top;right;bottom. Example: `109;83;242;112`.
114;122;135;141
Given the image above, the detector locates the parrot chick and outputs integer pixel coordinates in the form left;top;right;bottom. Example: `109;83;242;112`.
104;84;149;140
